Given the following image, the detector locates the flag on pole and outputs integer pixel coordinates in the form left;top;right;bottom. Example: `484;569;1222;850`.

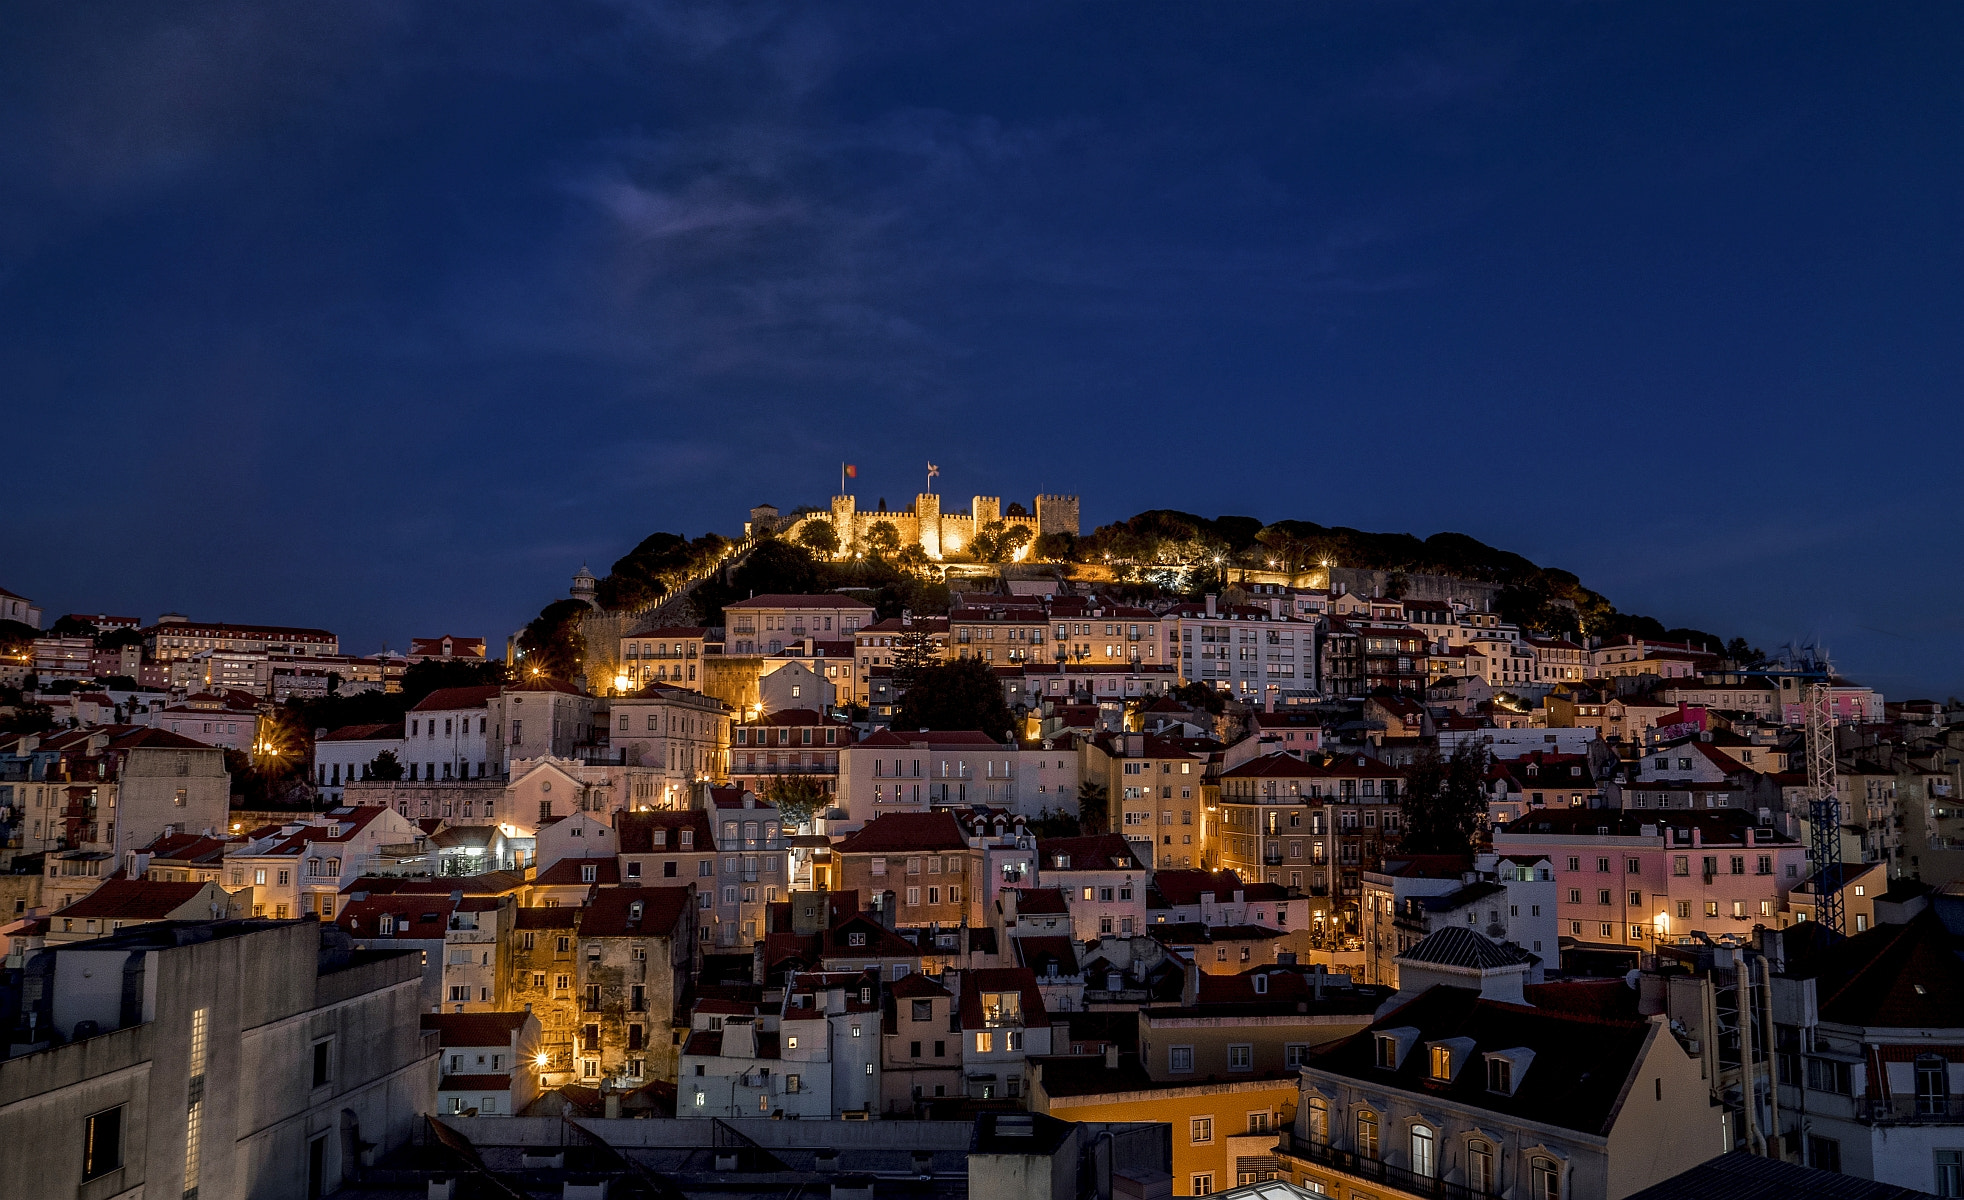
926;462;940;479
843;464;857;478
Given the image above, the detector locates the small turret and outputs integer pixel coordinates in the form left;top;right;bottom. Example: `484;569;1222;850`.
571;564;599;609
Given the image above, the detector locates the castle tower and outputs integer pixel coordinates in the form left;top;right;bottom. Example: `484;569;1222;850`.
1035;494;1081;537
831;494;858;546
916;493;942;558
972;496;1002;526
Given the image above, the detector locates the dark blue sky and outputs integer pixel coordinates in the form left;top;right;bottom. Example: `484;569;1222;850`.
5;3;1961;698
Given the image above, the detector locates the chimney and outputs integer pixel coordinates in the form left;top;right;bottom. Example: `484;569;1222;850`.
1269;596;1282;619
1103;1043;1119;1070
1205;594;1217;617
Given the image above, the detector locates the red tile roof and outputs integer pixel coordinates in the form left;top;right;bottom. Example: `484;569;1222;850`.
412;685;504;712
54;879;216;920
615;809;715;854
421;1011;531;1047
532;857;619;887
834;811;969;854
576;886;692;938
1035;834;1144;872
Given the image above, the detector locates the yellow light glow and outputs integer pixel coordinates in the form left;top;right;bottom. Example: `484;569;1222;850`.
534;1052;549;1068
613;674;631;693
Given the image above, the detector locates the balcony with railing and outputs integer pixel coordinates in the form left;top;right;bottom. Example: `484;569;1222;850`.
1861;1094;1964;1125
1278;1131;1495;1200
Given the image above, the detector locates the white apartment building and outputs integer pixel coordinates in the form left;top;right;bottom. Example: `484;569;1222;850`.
1166;595;1316;701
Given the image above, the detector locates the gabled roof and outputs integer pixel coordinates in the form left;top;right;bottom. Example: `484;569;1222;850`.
54;879;215;920
834;810;968;854
577;886;692;938
889;972;951;1000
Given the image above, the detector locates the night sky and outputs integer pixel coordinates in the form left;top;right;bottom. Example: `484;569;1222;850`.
4;4;1961;697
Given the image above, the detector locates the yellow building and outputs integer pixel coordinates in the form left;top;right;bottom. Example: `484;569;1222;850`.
1082;730;1209;870
1030;1053;1300;1197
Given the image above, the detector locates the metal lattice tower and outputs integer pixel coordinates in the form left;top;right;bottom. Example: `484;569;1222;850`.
1804;679;1844;936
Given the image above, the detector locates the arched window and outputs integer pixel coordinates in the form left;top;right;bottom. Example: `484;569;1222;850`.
1306;1098;1329;1146
1532;1156;1561;1200
1355;1110;1379;1160
1468;1141;1495;1193
1411;1125;1435;1179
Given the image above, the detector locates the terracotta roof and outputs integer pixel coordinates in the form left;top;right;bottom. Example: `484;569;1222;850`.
337;896;458;939
1009;887;1070;915
318;722;404;742
888;972;951;999
53;879;214;920
614;809;715;854
576;886;692;938
532;857;619;887
1151;869;1251;906
1014;936;1080;977
137;832;232;864
1035;834;1144;872
834;810;969;854
514;906;581;930
412;685;503;712
421;1011;531;1047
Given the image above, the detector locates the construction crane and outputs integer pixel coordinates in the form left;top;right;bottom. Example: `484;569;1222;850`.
1756;645;1844;937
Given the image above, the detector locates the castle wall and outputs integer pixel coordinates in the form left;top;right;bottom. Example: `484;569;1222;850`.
780;493;1077;561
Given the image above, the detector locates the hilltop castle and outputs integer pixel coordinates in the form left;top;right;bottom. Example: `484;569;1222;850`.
750;492;1079;560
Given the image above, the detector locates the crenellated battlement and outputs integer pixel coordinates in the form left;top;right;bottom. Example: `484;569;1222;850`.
765;489;1079;560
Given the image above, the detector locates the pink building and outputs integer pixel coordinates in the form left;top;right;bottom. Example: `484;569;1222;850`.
1492;808;1808;954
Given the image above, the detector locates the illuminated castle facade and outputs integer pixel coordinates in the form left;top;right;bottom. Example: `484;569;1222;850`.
754;492;1080;560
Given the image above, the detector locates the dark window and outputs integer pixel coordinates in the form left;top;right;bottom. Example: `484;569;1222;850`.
83;1106;123;1179
312;1041;332;1087
664;861;677;878
911;1000;933;1021
1809;1136;1842;1174
933;1040;946;1058
628;1025;644;1051
582;1024;600;1053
